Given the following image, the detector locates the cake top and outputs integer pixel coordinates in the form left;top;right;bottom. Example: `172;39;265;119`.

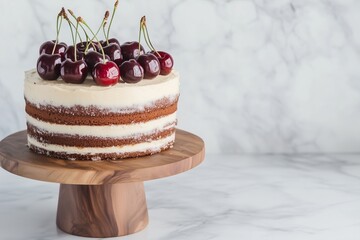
26;69;179;89
25;69;179;108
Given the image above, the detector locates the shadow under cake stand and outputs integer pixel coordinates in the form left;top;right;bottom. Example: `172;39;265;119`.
0;129;205;238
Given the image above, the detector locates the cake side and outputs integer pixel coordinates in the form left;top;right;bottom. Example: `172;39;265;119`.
24;69;179;109
24;69;180;161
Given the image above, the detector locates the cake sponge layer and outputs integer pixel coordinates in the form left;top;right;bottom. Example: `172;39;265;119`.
24;68;180;161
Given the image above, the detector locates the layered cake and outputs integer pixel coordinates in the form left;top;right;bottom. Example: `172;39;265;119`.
30;4;177;160
24;69;180;161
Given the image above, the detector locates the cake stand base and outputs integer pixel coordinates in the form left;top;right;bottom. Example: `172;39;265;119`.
0;129;205;238
56;183;148;238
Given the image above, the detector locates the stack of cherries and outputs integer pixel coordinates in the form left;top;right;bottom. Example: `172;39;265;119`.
37;2;174;86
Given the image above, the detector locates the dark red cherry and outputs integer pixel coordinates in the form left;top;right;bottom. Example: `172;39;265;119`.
92;61;120;86
103;43;122;61
93;41;104;52
64;46;84;61
136;53;160;79
108;38;120;46
119;59;144;83
39;41;54;54
76;41;95;53
101;38;120;47
37;53;62;80
120;41;145;60
39;40;67;54
151;51;174;75
98;40;105;50
60;59;88;84
39;40;67;60
114;58;124;68
85;51;110;71
96;41;114;53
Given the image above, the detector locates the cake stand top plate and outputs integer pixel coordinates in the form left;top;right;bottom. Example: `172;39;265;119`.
0;129;205;185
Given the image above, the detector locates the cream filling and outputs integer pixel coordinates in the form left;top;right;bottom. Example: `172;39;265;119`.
26;113;177;138
27;133;175;155
24;69;180;108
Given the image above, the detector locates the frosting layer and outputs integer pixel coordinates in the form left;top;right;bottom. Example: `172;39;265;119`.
26;113;176;138
28;133;175;161
24;69;180;108
24;69;180;161
25;98;178;125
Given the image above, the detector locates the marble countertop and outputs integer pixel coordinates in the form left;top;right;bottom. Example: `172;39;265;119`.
1;154;360;240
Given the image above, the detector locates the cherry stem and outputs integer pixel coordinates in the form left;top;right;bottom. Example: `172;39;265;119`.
91;41;97;50
74;20;80;62
52;10;63;55
138;16;143;53
68;22;75;48
106;0;118;45
56;13;60;37
64;13;83;43
80;17;106;62
141;16;160;57
63;15;75;48
85;11;109;53
68;9;89;45
103;22;107;42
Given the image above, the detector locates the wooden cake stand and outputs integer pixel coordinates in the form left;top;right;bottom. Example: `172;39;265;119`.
0;129;205;238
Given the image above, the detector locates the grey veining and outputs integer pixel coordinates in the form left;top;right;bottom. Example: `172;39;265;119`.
1;0;360;154
1;154;360;239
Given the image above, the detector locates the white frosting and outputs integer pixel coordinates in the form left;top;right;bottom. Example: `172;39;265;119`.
27;133;175;156
24;69;180;108
25;69;179;160
27;113;177;138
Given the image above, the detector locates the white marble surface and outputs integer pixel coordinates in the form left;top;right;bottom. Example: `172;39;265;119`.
1;154;360;240
1;0;360;154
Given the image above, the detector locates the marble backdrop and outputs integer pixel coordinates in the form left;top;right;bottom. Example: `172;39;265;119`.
0;0;360;154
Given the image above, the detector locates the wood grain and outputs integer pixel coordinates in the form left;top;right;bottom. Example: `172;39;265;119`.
56;183;148;238
0;129;205;238
0;129;205;185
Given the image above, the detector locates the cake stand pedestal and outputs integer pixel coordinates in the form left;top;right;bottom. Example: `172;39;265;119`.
0;129;205;238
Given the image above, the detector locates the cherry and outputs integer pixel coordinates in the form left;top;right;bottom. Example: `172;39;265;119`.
84;51;110;71
39;40;67;59
60;10;88;84
136;53;160;79
119;59;144;83
107;38;120;46
103;43;122;61
76;41;95;53
39;41;53;55
114;58;124;68
94;41;104;50
92;61;120;86
101;38;120;47
60;59;88;84
76;42;87;52
98;40;106;50
151;51;174;75
64;45;84;61
138;16;175;75
39;9;68;61
37;54;62;80
120;41;145;60
88;41;103;53
79;15;120;86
